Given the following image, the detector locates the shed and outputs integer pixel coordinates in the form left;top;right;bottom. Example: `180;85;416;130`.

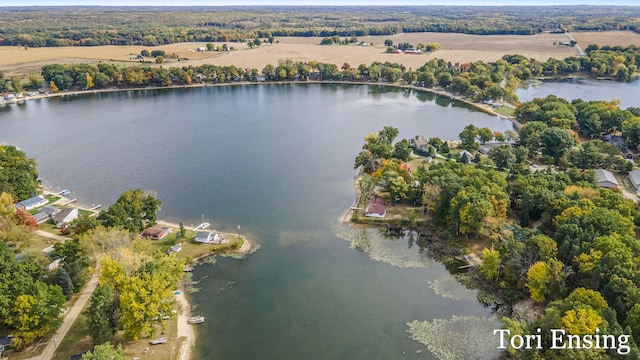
595;169;619;188
167;243;182;255
629;170;640;191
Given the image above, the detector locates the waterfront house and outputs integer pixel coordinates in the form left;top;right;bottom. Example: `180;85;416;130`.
32;212;50;224
629;170;640;191
194;231;220;244
142;224;172;240
42;205;61;217
595;168;619;189
365;197;386;218
53;208;79;228
478;142;509;155
14;195;47;211
409;135;431;153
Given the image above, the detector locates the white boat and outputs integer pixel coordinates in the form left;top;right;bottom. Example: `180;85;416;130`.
194;222;210;230
188;316;205;324
59;189;71;195
150;337;166;345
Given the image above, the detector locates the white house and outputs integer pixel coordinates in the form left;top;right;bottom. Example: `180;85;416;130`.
595;168;619;189
15;195;47;211
629;170;640;191
53;208;79;228
195;231;220;244
197;47;206;52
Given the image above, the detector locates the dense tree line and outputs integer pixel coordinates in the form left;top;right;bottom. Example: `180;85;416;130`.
1;6;640;47
30;45;639;109
0;145;39;201
354;120;640;358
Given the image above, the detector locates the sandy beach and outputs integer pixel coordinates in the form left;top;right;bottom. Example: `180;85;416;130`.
175;291;195;360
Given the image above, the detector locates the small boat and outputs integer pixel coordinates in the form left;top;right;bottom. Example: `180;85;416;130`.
183;267;193;272
150;337;166;345
188;316;206;324
194;222;210;230
59;189;71;195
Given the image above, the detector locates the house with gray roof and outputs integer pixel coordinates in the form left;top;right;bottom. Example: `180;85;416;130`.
595;169;619;188
195;231;220;244
14;195;47;211
629;170;640;191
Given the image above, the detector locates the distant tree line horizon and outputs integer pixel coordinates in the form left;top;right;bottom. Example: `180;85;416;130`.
0;6;639;47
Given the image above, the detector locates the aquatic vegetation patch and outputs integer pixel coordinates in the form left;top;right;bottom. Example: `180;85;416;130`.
428;276;477;301
407;315;503;360
336;229;434;268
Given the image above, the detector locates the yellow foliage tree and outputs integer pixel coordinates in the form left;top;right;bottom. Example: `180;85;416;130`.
49;80;59;93
526;261;548;303
562;307;604;335
85;72;94;89
480;247;500;281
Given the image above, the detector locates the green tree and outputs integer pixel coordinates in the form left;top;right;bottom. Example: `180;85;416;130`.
540;127;575;163
358;174;377;207
622;117;640;149
82;342;125;360
0;145;39;200
97;189;162;232
489;144;515;169
570;142;601;169
459;124;479;151
477;127;494;144
56;267;74;300
87;283;118;344
155;55;165;64
393;139;412;162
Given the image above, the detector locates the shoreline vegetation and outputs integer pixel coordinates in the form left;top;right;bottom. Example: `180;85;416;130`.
33;189;255;360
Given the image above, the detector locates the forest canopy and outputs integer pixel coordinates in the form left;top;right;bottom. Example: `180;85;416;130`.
1;6;640;47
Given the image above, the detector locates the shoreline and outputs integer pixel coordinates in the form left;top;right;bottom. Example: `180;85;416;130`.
38;190;253;360
3;79;522;129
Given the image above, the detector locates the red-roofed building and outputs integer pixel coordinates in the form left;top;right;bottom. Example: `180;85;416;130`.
142;224;172;240
365;197;387;218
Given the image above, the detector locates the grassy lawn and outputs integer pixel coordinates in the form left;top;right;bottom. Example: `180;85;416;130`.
44;194;61;205
78;209;93;217
53;311;93;360
494;106;515;117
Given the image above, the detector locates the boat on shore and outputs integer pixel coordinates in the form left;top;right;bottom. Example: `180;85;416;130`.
188;316;205;324
150;337;166;345
194;222;210;230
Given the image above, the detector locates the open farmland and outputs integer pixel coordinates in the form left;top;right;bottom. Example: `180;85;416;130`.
572;30;640;47
0;32;579;76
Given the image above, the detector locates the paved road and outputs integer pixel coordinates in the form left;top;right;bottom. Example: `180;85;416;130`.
26;271;99;360
566;32;586;56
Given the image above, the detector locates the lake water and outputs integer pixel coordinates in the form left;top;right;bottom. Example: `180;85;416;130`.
0;84;510;359
516;78;640;109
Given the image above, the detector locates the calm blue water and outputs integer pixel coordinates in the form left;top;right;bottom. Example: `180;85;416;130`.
0;84;511;359
516;78;640;109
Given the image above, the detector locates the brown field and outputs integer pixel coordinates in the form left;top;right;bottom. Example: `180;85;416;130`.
572;30;640;47
0;32;578;76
